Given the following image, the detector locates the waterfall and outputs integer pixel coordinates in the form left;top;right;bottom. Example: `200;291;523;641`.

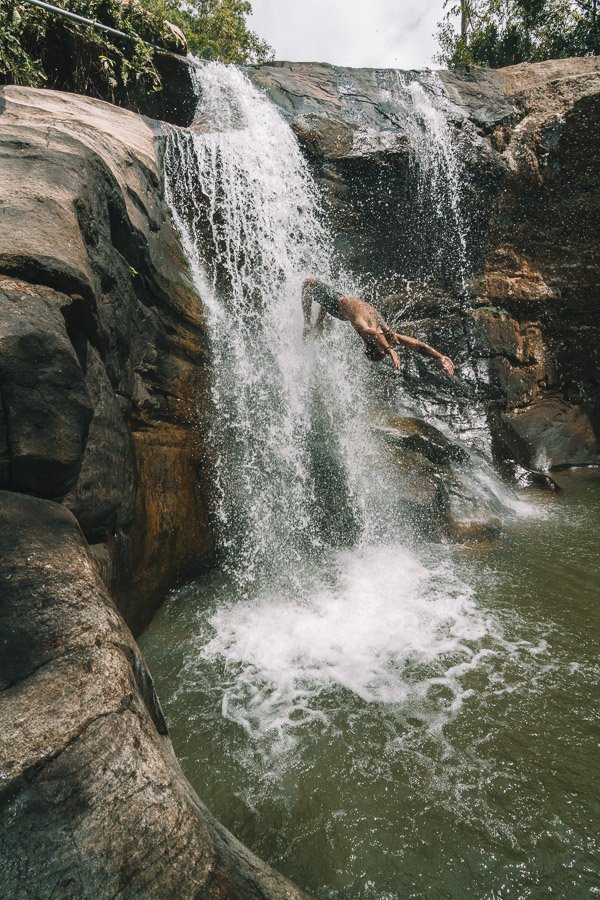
165;62;403;592
163;62;504;747
373;70;501;458
139;62;587;899
391;71;470;289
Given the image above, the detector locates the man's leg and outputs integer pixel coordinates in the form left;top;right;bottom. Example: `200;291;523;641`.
315;304;327;333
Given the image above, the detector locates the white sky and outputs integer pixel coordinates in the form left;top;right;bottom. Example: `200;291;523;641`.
248;0;447;70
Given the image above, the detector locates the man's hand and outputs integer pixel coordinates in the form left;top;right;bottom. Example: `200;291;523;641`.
388;348;402;371
439;355;455;377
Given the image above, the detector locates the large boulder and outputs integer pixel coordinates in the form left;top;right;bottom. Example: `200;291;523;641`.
499;397;600;469
375;416;503;542
0;85;213;633
0;490;307;899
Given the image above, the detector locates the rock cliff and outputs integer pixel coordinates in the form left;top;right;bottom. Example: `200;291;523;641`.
1;54;599;898
0;86;213;634
248;58;600;471
0;85;306;898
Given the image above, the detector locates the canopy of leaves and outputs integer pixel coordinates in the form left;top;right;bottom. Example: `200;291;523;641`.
0;0;272;98
436;0;600;68
162;0;273;64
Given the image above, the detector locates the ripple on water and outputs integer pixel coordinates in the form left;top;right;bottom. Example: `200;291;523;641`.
140;475;600;899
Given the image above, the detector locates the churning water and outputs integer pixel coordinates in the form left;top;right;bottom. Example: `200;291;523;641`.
142;62;600;897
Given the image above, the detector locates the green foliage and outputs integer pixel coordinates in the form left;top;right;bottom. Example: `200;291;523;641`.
0;0;272;98
163;0;274;64
0;2;46;85
435;0;600;68
0;0;169;95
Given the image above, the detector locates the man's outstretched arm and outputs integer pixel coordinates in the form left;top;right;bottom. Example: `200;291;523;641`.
391;333;455;376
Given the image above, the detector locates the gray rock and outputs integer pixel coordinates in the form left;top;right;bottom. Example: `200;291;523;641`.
376;416;502;542
500;398;600;469
375;415;469;465
441;469;503;542
438;66;519;131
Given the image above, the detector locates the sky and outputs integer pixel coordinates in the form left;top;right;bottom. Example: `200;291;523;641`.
248;0;448;70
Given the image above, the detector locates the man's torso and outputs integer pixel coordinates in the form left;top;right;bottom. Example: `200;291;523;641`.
339;297;389;335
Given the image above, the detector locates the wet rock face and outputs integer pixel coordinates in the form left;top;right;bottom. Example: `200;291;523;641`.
248;59;600;471
375;417;503;543
0;86;213;632
500;398;600;470
0;491;307;899
0;280;93;497
477;62;600;468
248;62;500;293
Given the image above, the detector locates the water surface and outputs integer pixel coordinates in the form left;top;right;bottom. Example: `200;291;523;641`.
140;470;600;898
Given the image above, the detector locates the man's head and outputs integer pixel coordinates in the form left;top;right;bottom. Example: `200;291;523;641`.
364;340;386;362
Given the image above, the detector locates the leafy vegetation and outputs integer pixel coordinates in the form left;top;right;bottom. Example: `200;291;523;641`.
0;0;272;99
163;0;273;64
436;0;599;67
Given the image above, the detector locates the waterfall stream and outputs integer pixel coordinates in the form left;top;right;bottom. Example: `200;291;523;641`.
140;62;599;898
162;61;503;741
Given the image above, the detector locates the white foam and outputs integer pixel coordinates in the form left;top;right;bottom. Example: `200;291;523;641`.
189;543;496;747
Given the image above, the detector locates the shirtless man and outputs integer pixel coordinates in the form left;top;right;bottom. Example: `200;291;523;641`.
302;278;455;376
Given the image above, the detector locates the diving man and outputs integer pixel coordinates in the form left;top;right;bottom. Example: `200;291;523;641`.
302;278;455;376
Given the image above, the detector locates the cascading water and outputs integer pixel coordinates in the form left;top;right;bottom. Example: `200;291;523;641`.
162;61;503;742
373;70;508;464
139;61;599;898
386;70;470;290
165;62;394;591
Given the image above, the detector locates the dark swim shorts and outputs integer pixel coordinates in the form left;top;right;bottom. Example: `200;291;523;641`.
311;280;345;320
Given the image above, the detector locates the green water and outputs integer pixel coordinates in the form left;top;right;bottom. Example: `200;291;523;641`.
139;470;600;898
